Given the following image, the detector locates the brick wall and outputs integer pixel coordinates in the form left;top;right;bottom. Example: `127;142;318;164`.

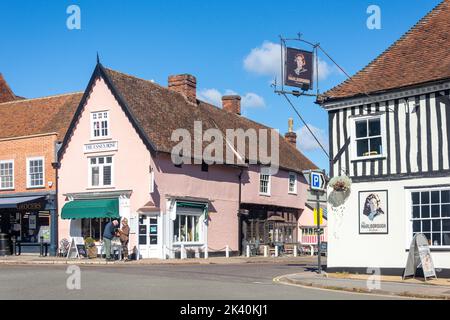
0;134;57;194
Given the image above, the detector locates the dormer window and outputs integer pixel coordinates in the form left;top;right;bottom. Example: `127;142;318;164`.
351;115;386;160
91;111;109;139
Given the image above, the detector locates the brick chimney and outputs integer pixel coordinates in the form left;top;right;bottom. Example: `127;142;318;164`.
284;118;297;147
0;73;17;103
168;74;197;104
222;95;241;115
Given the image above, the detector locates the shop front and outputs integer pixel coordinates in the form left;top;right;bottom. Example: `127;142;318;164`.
60;191;131;257
240;204;299;255
0;193;56;255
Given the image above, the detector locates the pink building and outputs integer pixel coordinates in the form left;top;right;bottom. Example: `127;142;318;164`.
57;62;317;259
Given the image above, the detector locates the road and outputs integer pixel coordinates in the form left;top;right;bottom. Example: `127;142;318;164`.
0;262;393;300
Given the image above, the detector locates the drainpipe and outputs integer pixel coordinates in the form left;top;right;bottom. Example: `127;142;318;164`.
50;141;62;257
237;168;243;255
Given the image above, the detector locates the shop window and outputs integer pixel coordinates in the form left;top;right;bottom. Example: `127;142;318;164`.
288;172;297;194
81;218;111;241
27;157;44;188
0;160;14;190
351;115;385;160
411;189;450;247
259;167;271;195
91;111;109;139
173;214;202;243
89;156;113;188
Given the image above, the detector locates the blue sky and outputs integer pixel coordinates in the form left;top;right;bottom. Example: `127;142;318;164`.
0;0;442;171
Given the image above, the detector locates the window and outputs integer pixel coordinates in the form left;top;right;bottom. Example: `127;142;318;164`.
352;116;385;159
259;167;271;195
288;172;297;194
0;160;14;190
173;214;202;243
173;205;205;244
91;111;109;139
411;189;450;247
89;156;113;187
82;218;111;241
27;157;44;188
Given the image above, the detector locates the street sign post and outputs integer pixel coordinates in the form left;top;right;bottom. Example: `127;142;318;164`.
303;169;328;274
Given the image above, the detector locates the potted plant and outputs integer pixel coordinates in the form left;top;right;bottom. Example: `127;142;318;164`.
328;175;352;207
84;237;97;259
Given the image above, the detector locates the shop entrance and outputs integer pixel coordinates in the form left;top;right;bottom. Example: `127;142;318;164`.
138;214;160;259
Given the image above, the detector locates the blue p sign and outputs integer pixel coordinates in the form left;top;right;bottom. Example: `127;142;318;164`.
311;171;325;191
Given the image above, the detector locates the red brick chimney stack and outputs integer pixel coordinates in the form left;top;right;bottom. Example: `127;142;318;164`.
222;95;241;115
168;74;197;104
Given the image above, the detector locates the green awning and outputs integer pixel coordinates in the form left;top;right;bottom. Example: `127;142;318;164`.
176;202;207;209
61;199;120;220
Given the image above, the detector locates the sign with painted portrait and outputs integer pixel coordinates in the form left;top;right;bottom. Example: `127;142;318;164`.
284;47;314;90
359;190;388;234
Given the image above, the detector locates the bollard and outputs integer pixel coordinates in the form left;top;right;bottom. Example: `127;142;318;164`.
181;244;186;260
246;245;250;258
204;246;209;259
264;245;268;257
275;245;279;257
225;245;230;258
294;245;298;257
40;236;44;257
310;245;314;257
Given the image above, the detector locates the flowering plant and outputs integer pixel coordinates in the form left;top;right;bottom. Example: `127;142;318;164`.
329;175;352;192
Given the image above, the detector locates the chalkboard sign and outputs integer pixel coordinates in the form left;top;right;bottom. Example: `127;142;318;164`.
77;244;87;257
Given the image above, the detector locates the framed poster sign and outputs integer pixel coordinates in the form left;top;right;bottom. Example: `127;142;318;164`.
359;190;388;234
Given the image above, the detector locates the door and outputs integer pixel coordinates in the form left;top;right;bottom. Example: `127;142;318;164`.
138;214;160;259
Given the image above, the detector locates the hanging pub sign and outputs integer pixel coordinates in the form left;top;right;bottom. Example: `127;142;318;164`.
358;190;388;234
284;47;314;90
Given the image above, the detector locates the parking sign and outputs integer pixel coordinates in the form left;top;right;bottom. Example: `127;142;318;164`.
310;171;326;192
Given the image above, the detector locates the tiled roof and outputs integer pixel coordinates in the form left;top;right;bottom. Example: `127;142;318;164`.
0;93;83;140
0;73;21;103
322;0;450;102
103;67;317;173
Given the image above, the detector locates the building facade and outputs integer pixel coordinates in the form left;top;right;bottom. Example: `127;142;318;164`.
0;74;81;255
320;0;450;275
57;62;317;259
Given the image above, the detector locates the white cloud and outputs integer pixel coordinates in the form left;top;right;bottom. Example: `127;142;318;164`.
243;42;281;77
296;124;328;152
198;88;266;109
242;93;265;108
243;41;334;81
198;88;223;106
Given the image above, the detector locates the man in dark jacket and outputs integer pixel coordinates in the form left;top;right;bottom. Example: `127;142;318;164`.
103;219;119;261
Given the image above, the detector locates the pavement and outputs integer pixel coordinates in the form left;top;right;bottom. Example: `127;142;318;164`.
0;254;317;265
276;271;450;300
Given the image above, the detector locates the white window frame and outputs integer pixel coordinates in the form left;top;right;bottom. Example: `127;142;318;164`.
0;160;14;190
26;157;45;188
259;167;271;196
173;208;205;245
90;111;110;140
88;155;114;188
406;187;450;250
350;114;387;161
288;172;297;194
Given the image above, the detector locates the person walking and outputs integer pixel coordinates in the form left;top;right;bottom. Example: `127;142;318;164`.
118;218;130;261
103;219;119;261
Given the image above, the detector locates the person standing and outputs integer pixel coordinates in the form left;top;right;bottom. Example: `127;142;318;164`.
118;218;130;261
103;219;119;261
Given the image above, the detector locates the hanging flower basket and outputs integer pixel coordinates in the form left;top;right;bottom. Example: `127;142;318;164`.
328;175;352;207
329;175;352;192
